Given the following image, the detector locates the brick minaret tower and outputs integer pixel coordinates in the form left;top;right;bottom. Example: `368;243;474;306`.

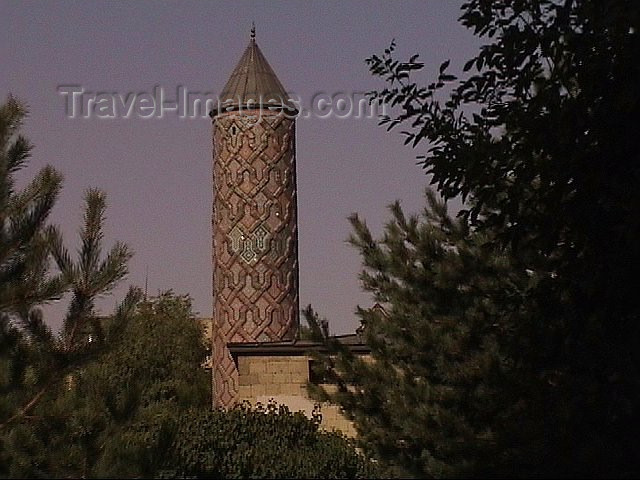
210;27;299;408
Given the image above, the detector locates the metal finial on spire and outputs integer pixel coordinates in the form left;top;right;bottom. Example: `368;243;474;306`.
250;22;256;40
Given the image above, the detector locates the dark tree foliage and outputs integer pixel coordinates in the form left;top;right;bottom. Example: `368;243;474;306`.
308;1;640;477
163;401;379;479
0;292;207;478
306;194;535;478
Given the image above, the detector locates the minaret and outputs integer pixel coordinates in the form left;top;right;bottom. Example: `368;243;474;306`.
210;27;299;408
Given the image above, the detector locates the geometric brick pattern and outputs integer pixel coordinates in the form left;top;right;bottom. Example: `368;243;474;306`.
211;111;299;407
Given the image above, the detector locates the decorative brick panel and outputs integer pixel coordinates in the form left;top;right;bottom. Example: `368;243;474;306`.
212;111;299;407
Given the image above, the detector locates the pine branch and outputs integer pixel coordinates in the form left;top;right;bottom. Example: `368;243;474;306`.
78;188;106;283
0;378;53;430
105;286;143;344
91;241;132;295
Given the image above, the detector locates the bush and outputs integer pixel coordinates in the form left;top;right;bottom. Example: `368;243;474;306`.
163;401;379;479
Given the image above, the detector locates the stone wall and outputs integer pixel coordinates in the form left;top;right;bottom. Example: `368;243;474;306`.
198;318;364;436
235;354;357;437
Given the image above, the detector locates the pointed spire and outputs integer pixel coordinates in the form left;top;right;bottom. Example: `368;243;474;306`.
214;28;296;115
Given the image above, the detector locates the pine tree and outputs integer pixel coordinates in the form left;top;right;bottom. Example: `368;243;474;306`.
306;191;538;477
0;188;139;432
0;95;140;441
0;96;66;322
0;96;66;439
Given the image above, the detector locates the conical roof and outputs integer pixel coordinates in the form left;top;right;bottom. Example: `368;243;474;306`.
216;27;295;113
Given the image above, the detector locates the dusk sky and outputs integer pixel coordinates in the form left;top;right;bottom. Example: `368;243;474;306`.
2;1;479;333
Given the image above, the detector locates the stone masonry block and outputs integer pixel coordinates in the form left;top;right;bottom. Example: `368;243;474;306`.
237;385;252;399
249;359;267;374
252;384;267;397
238;374;258;386
237;358;250;376
256;373;275;384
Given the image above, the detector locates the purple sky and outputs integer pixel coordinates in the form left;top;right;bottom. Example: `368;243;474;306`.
2;1;479;334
